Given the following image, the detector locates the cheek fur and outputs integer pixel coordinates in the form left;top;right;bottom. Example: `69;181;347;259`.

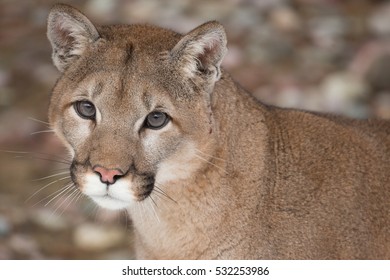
155;141;199;185
60;108;92;151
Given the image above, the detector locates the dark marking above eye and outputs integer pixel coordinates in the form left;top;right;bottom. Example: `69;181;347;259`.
92;82;103;98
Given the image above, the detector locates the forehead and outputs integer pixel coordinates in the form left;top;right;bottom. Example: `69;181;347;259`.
63;24;183;93
93;24;181;69
76;70;166;110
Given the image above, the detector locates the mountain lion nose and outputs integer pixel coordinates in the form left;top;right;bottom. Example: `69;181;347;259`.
93;166;124;185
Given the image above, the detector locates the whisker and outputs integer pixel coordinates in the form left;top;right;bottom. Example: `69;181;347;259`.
57;188;81;217
137;200;146;228
153;188;171;201
31;171;70;182
30;129;55;135
44;183;75;207
25;176;71;202
153;183;177;204
31;182;73;207
49;188;77;219
121;210;130;230
14;155;71;165
149;195;158;208
148;196;160;223
195;154;228;175
28;117;50;126
51;186;78;211
2;150;72;164
195;148;227;162
32;182;72;207
88;204;100;221
73;191;84;205
32;182;71;207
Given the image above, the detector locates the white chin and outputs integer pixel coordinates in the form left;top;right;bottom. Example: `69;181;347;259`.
90;196;130;210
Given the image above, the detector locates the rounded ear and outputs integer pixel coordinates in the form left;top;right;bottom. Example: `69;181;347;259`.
170;21;227;85
47;4;100;72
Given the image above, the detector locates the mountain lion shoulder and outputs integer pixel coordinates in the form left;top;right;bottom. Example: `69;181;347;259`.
46;4;390;259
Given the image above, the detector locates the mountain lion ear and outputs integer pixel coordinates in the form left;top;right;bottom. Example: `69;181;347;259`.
170;21;227;84
47;4;100;72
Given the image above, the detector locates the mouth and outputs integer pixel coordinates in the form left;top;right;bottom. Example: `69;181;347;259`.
87;180;155;209
88;183;154;210
89;194;131;210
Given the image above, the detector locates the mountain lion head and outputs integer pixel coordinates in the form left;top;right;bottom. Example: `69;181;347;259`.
47;4;227;210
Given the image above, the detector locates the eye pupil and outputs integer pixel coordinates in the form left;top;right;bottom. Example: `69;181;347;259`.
146;111;169;129
74;101;96;119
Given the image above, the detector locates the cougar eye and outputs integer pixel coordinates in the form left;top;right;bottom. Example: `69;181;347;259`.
145;111;169;129
74;100;96;120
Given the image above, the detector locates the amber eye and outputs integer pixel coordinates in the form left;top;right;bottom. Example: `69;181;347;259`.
74;100;96;120
145;111;169;129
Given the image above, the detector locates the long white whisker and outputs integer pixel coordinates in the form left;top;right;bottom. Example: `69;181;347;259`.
195;154;228;175
1;150;72;164
28;117;50;126
121;210;130;230
30;129;55;135
137;201;145;229
44;183;74;207
14;155;71;165
49;188;77;219
51;186;78;211
73;191;84;205
32;171;70;182
31;182;72;207
88;204;99;221
195;148;227;162
25;176;71;202
58;188;81;217
149;196;160;223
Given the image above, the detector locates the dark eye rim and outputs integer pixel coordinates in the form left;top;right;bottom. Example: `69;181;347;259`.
145;111;170;130
73;100;96;120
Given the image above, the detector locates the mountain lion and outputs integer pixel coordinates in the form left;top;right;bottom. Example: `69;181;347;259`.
46;4;390;259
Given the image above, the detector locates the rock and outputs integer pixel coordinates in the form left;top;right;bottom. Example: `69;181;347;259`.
73;223;127;251
369;3;390;37
320;72;370;118
269;6;302;33
9;234;43;259
85;0;117;21
29;208;69;231
308;15;347;48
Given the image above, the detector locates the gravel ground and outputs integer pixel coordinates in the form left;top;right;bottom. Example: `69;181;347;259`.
0;0;389;259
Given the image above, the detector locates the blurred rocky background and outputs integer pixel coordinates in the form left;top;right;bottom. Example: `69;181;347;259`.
1;0;390;259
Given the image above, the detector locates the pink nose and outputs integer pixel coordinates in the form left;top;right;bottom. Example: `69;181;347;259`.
93;166;124;185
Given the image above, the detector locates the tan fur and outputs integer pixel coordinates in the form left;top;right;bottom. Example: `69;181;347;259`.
47;4;390;259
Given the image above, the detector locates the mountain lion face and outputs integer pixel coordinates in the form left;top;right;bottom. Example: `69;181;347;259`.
47;5;226;210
